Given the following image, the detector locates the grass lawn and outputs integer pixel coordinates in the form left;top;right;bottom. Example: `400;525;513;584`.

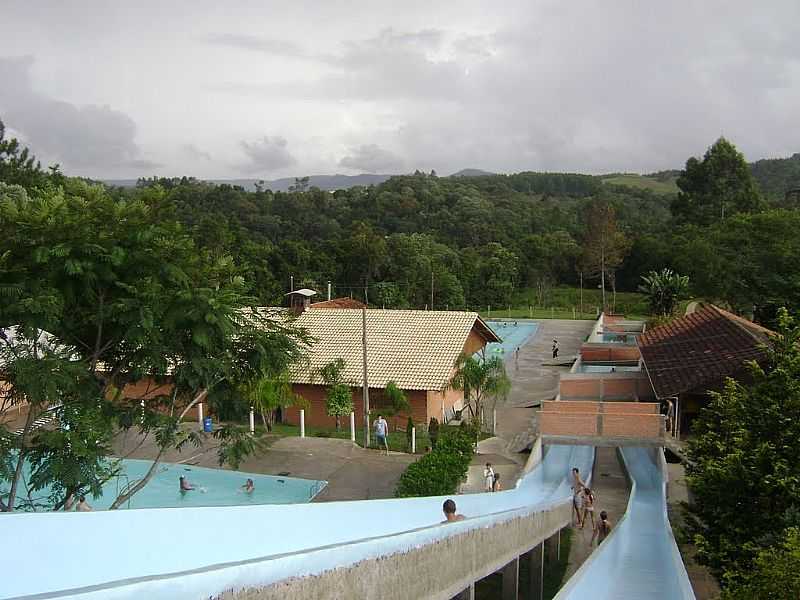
482;286;651;319
261;422;432;454
601;173;679;194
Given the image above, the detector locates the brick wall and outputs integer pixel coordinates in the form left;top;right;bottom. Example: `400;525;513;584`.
539;412;599;436
560;373;653;401
542;401;601;413
579;344;641;362
602;414;663;437
284;384;429;429
540;400;664;439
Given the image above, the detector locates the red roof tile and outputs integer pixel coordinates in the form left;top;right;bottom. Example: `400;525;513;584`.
638;305;772;398
310;297;367;309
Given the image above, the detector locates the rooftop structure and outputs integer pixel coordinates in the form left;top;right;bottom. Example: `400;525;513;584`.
638;304;772;399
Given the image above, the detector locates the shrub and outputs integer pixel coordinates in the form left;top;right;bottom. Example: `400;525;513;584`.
428;417;440;449
395;426;474;497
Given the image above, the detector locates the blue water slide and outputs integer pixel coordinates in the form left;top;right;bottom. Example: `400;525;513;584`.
2;444;593;600
554;446;695;600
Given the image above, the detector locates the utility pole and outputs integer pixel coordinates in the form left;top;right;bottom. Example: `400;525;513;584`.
431;266;434;310
362;307;370;448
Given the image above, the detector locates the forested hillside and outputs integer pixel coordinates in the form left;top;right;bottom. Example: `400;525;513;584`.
2;119;799;326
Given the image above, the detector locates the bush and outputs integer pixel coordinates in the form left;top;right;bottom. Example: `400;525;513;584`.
428;417;440;449
395;426;474;497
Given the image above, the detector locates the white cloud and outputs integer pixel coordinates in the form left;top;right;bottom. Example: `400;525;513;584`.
237;135;296;173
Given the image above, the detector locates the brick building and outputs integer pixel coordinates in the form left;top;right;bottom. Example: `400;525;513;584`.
282;308;501;429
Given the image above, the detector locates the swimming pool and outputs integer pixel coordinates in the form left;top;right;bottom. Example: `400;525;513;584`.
1;458;327;511
482;320;539;360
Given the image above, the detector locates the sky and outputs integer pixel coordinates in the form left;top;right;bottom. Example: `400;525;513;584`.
1;0;799;179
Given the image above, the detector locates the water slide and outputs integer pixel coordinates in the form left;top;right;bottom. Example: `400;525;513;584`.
555;446;695;600
3;444;593;600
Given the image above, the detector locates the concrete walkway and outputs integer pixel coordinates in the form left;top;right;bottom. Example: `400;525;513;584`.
493;319;595;454
564;447;631;582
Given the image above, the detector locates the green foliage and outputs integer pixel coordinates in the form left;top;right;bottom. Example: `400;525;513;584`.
395;426;474;497
0;118;60;191
212;424;263;470
318;359;353;431
720;528;800;600
448;353;510;429
685;308;800;582
638;268;689;316
672;137;764;226
428;417;440;449
580;201;631;310
384;381;410;416
240;368;305;431
747;153;800;204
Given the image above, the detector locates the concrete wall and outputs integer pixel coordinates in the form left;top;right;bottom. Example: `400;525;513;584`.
220;503;571;600
540;401;664;439
284;384;429;429
559;373;652;401
580;344;641;362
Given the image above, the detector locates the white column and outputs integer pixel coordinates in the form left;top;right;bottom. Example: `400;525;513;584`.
300;409;305;438
249;407;255;434
492;408;497;435
411;427;416;453
350;411;356;442
198;402;203;425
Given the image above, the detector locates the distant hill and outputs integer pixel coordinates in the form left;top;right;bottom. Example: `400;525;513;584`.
104;173;394;192
449;168;495;177
749;153;800;200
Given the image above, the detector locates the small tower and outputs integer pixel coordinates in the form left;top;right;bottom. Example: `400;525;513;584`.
286;288;317;314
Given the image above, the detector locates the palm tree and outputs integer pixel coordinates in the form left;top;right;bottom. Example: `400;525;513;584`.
240;369;305;432
638;269;690;316
447;353;511;432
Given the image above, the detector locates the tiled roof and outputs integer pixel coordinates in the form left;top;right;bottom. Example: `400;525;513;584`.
638;305;772;398
288;309;500;391
310;298;367;309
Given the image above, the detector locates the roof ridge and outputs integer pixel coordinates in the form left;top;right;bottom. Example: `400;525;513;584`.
708;304;775;343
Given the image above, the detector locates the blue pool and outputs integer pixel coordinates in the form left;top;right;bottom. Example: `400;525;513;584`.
2;458;326;511
482;320;539;359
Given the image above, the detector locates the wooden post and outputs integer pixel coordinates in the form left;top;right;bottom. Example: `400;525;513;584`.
350;411;356;442
197;403;203;425
411;426;416;453
249;407;255;435
300;409;305;438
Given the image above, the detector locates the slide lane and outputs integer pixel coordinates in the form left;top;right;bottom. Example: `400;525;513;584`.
3;445;593;600
554;446;695;600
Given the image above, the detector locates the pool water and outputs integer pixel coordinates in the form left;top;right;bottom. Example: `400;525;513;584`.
1;458;326;511
482;320;539;359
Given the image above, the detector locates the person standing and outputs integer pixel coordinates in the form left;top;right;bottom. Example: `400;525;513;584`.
592;510;612;545
373;414;389;455
571;467;585;525
580;487;596;530
552;339;560;359
492;472;502;492
484;463;495;492
76;496;92;512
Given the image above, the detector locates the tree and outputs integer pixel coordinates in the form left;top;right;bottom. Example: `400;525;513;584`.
0;180;304;511
720;528;800;600
447;353;510;432
240;368;306;432
428;417;440;449
685;308;799;582
581;202;630;311
672;137;764;226
0;119;56;190
383;381;410;417
637;268;689;316
318;359;353;431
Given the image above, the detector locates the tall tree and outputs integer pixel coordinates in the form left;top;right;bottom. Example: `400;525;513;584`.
318;359;353;432
447;353;510;432
686;308;799;583
638;268;689;316
581;202;630;311
672;137;764;226
0;180;304;511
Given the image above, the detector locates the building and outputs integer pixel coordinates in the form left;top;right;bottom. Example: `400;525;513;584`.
282;308;501;429
637;304;773;435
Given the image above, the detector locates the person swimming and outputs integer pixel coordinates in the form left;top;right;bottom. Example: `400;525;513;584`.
179;475;195;492
242;478;255;493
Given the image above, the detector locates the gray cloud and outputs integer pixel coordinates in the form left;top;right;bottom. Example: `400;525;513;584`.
0;55;160;174
203;33;316;61
182;143;212;161
339;144;405;173
237;136;296;173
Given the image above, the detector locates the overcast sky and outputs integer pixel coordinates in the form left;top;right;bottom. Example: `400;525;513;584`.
1;0;798;179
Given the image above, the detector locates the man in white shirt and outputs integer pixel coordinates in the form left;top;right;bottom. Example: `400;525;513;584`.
484;462;495;492
373;414;389;455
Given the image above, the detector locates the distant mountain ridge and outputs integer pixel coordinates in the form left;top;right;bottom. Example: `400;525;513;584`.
102;153;800;196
